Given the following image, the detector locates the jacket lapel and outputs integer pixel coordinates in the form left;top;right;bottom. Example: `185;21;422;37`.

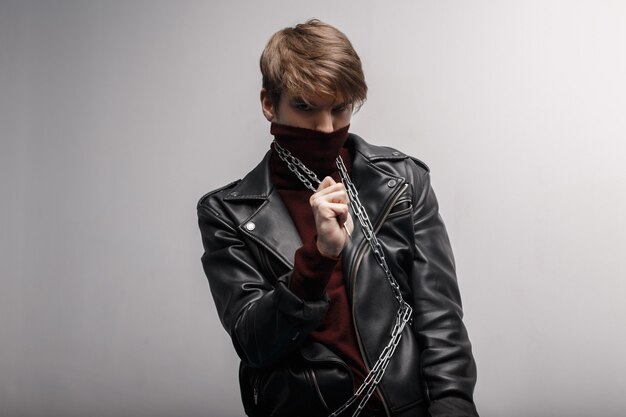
223;151;302;269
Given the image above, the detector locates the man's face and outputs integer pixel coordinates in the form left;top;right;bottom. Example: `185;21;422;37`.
261;89;352;133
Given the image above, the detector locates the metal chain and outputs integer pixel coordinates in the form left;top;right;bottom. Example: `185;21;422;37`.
273;141;321;192
335;157;406;305
272;140;413;417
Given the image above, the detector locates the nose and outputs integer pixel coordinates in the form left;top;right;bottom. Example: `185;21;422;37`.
315;111;334;133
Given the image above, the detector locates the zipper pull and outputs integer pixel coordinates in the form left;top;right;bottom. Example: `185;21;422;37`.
253;387;259;405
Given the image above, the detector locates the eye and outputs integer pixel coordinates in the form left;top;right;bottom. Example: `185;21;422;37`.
293;102;313;112
332;103;350;113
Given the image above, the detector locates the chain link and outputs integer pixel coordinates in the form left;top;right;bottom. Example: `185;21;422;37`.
272;140;413;417
273;141;321;192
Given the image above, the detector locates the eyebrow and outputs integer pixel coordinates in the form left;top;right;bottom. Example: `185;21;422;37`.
290;98;348;109
290;97;313;106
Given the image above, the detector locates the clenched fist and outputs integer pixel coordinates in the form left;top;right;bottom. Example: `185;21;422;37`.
310;176;354;258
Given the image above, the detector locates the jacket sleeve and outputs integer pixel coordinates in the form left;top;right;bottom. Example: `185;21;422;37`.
406;160;479;416
197;196;330;369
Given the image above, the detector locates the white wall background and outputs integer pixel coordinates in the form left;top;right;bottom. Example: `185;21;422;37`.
2;1;626;416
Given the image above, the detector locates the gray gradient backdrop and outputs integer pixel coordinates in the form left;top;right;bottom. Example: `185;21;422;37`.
2;1;626;416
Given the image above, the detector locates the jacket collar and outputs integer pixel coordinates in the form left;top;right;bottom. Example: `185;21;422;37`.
223;151;273;201
221;134;408;270
224;134;407;202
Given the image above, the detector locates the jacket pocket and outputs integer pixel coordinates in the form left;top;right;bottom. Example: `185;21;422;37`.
239;342;353;417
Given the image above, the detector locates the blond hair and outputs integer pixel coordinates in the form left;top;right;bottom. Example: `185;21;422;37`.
260;19;367;109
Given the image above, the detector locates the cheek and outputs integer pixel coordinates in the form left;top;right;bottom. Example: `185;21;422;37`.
278;109;314;129
336;111;352;127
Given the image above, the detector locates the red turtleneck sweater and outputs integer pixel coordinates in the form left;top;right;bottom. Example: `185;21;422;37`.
269;123;375;400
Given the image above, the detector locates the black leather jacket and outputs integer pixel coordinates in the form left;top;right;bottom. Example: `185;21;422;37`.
197;135;478;417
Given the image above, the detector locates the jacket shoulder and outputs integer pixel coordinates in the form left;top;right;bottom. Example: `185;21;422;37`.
408;156;430;173
197;179;241;209
349;133;430;173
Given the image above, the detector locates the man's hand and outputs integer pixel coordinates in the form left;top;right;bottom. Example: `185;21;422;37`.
310;176;354;258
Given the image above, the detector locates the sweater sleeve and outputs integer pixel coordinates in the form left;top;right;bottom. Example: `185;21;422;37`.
289;238;339;300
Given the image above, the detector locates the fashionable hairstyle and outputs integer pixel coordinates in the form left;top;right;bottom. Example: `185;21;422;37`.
260;19;367;110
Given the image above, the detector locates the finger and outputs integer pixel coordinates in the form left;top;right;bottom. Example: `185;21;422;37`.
336;209;348;225
311;189;349;205
316;176;337;191
321;202;350;221
313;182;346;198
310;186;348;207
311;200;349;219
310;193;351;216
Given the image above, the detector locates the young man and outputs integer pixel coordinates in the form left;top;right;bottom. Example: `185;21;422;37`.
197;19;479;417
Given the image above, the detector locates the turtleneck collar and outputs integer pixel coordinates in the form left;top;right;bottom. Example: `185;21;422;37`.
269;122;352;190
